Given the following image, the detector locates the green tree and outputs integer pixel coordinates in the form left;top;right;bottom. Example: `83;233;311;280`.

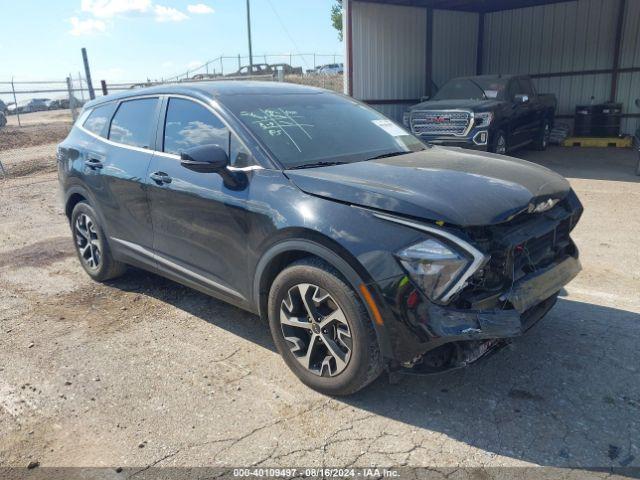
331;1;343;41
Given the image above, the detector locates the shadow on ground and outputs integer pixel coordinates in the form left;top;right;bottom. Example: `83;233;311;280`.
110;268;640;468
518;146;639;183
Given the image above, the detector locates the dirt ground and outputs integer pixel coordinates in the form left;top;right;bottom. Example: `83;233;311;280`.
0;134;639;474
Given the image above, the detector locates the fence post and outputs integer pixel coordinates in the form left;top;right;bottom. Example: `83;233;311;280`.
10;77;21;127
66;76;78;122
238;54;241;70
101;80;108;96
220;56;224;75
81;47;96;100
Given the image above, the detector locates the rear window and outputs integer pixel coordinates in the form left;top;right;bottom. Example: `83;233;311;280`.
83;103;117;137
109;98;158;148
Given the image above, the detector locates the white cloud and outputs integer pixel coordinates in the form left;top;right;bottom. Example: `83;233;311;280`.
154;5;188;22
187;3;214;14
69;16;107;36
81;0;151;18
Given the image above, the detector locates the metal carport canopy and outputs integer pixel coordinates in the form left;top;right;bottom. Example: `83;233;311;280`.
357;0;576;12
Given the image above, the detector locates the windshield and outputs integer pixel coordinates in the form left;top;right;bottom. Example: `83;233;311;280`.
223;93;426;169
434;78;508;100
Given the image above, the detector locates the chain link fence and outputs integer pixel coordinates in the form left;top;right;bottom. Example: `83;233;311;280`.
0;58;344;180
0;77;90;179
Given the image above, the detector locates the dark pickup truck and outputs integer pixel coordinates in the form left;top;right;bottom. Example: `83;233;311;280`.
403;75;557;154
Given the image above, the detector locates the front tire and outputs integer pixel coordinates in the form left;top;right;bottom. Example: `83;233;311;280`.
268;258;383;395
70;202;127;282
492;130;507;155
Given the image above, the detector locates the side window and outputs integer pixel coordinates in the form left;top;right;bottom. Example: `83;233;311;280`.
109;98;158;148
83;103;117;138
163;98;228;155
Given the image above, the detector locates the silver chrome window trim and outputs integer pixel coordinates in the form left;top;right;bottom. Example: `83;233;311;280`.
372;211;488;303
111;237;245;299
76;93;264;171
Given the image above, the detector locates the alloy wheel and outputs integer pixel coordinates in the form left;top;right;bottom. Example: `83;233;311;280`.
74;213;101;270
280;283;352;377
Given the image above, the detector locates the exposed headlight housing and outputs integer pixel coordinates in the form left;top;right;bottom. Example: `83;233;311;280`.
475;111;493;127
373;212;489;304
397;238;470;302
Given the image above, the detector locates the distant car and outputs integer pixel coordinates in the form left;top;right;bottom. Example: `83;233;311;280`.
0;111;6;128
228;63;302;77
404;74;557;154
318;63;344;76
24;98;51;113
8;101;28;114
228;63;272;77
0;99;7;115
270;63;303;76
190;73;223;81
48;99;70;110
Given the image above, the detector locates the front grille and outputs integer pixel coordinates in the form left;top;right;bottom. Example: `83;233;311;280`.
410;110;471;136
514;217;572;274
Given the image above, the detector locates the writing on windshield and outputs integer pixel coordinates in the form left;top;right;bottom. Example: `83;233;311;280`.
240;108;314;152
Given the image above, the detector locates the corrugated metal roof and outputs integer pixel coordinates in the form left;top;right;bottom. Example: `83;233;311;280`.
357;0;576;13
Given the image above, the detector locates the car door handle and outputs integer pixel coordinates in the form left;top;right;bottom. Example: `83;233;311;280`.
84;154;104;169
149;171;172;184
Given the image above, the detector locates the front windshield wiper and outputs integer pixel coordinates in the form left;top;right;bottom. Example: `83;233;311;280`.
366;151;411;161
287;161;348;170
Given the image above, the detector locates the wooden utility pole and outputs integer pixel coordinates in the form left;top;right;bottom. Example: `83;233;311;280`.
246;0;254;73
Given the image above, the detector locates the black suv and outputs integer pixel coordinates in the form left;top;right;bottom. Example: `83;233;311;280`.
58;82;583;395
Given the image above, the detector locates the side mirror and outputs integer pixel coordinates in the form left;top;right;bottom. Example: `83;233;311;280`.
514;94;529;104
420;96;430;102
635;99;640;109
180;144;229;173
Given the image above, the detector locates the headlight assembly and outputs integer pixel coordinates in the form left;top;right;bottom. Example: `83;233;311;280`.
475;112;493;127
397;238;470;302
373;212;489;304
402;111;411;128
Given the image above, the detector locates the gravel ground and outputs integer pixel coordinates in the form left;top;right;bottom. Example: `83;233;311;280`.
0;144;638;473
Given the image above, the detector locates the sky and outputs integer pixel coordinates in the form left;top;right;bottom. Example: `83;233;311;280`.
0;0;344;85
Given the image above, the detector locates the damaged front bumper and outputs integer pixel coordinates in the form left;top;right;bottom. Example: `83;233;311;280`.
375;255;581;375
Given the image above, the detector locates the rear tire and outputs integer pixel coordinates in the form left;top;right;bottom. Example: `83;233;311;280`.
533;119;551;151
70;202;127;282
268;257;383;395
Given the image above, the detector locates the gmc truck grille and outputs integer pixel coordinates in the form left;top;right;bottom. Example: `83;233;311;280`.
410;110;472;137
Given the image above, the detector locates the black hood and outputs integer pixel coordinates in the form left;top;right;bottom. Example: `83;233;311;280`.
286;147;571;227
411;98;503;111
